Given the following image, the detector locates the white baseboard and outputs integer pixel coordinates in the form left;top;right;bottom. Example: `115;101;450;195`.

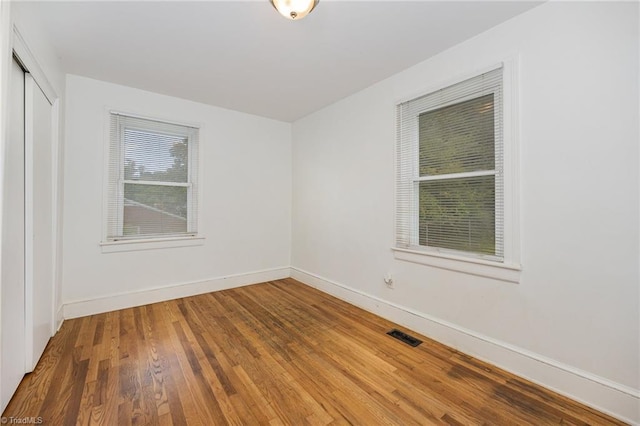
60;265;639;423
290;267;640;425
62;267;290;319
55;304;64;331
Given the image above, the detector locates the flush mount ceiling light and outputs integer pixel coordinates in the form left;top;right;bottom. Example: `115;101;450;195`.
270;0;319;20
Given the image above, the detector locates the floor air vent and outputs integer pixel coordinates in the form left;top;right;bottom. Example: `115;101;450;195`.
387;329;422;347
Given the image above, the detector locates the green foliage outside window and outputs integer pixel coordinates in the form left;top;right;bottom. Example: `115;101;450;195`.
418;94;496;255
123;136;189;220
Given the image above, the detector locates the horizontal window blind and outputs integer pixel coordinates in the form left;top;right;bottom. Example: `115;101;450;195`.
107;113;199;241
396;67;503;260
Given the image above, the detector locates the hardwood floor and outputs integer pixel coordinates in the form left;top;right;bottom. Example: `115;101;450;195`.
3;278;625;425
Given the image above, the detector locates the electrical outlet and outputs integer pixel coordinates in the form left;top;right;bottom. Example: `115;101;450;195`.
384;272;394;288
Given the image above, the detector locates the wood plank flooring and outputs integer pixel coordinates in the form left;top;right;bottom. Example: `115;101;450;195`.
3;278;625;425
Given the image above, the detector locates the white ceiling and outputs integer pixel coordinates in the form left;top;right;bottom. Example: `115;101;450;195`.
19;1;541;122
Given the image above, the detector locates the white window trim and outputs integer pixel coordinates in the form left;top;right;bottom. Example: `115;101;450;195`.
100;236;205;253
393;57;521;283
392;247;521;283
101;108;205;253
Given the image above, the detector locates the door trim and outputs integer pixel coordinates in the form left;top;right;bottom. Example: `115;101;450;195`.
11;25;59;372
24;72;34;371
12;27;57;103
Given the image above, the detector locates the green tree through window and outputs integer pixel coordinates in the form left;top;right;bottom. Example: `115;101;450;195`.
106;113;199;241
124;134;189;221
418;94;496;255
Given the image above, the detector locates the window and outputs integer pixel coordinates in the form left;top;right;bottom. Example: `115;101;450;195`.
106;113;199;243
395;65;519;279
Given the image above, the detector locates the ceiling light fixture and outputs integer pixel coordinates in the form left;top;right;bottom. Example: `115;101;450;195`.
270;0;319;20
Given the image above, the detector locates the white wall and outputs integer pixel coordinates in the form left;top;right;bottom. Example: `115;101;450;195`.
10;4;65;95
62;75;291;313
292;2;639;422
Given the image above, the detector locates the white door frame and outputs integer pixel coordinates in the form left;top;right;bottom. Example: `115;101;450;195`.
12;26;59;371
1;51;27;412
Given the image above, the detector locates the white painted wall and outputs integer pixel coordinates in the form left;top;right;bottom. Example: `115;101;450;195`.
62;75;292;310
11;4;65;94
292;2;639;422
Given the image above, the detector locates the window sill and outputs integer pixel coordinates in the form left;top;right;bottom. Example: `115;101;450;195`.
392;247;521;283
100;236;205;253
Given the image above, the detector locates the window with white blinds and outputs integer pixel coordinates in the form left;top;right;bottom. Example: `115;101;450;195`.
106;113;199;241
396;67;504;261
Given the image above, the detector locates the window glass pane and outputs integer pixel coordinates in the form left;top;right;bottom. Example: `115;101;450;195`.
124;129;188;183
123;184;187;236
419;94;494;176
419;175;495;255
